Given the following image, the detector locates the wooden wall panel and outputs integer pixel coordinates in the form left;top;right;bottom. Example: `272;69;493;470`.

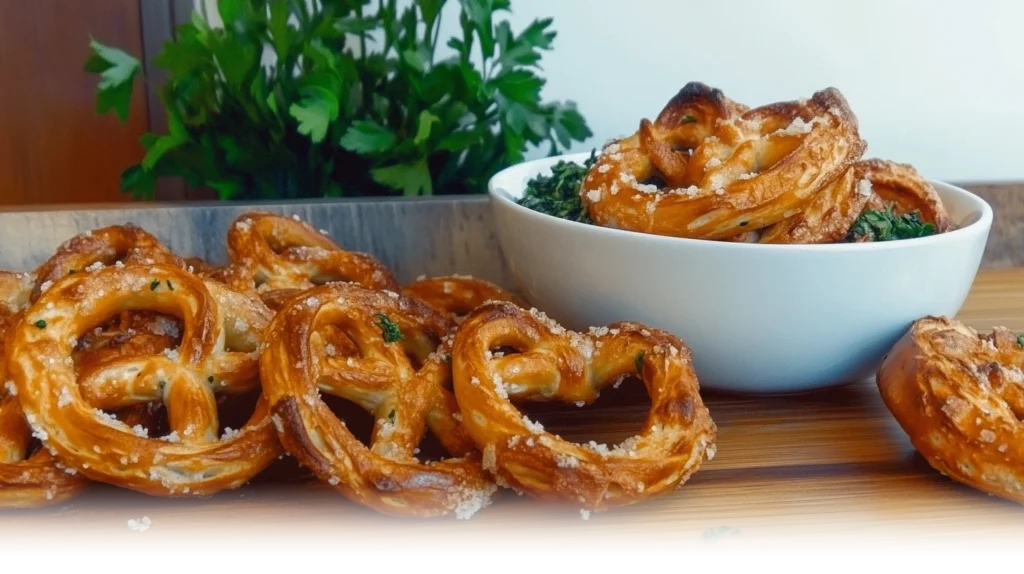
0;0;150;206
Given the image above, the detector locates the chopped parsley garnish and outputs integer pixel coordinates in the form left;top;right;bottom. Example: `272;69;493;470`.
34;320;46;329
700;523;741;540
846;205;936;242
67;269;77;275
387;409;396;423
150;279;161;291
207;376;215;383
680;114;697;124
635;351;645;375
518;149;597;224
374;313;403;343
158;380;167;389
167;280;174;291
1016;334;1024;348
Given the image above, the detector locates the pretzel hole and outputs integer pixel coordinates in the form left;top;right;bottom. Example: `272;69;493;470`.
320;393;377;447
516;375;650;445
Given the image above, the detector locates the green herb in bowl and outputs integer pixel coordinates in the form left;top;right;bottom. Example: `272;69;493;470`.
518;150;597;223
845;205;938;242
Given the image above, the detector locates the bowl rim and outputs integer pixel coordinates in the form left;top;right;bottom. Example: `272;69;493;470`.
488;152;994;253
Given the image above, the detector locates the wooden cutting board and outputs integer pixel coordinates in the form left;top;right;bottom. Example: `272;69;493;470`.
3;267;1023;551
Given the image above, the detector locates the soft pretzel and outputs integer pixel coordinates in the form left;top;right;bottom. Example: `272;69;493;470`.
0;270;89;507
210;212;400;299
401;275;528;321
4;263;283;497
451;302;717;512
31;224;185;301
259;283;498;518
877;316;1024;504
579;83;866;240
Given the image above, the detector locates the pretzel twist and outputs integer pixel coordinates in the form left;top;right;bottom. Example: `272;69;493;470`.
4;264;283;497
877;317;1024;503
580;83;866;240
210;212;400;302
401;275;528;321
32;225;186;301
259;284;497;518
451;303;717;511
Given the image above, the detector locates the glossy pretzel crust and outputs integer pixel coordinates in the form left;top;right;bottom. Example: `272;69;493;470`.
877;316;1024;503
4;264;283;497
259;284;497;518
451;302;717;511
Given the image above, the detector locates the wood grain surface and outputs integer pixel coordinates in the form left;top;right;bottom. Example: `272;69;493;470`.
2;268;1023;551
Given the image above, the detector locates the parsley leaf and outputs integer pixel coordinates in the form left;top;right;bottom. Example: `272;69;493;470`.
339;121;398;155
84;39;141;122
700;523;741;540
374;313;404;343
519;150;598;223
1016;334;1024;348
371;160;433;196
847;205;937;242
289;98;333;144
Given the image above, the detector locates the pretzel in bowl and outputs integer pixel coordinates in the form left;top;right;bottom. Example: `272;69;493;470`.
401;275;528;321
4;263;283;497
259;283;497;518
579;83;866;240
210;212;400;305
451;302;717;512
877;316;1024;503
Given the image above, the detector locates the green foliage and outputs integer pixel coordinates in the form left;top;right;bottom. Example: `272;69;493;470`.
87;0;591;200
846;205;937;242
518;150;596;223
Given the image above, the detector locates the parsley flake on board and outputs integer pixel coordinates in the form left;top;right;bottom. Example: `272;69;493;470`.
700;523;741;540
846;205;936;242
374;314;403;343
518;149;597;223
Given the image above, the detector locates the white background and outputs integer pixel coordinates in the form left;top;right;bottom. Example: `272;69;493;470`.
198;0;1024;182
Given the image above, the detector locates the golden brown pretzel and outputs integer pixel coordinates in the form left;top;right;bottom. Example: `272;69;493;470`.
877;316;1024;504
32;224;185;301
451;303;717;512
259;283;498;518
211;212;400;298
401;275;528;321
0;271;89;507
579;83;866;240
4;263;283;497
855;159;955;234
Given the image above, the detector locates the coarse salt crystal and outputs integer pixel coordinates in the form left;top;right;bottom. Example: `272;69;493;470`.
857;179;873;197
127;517;151;532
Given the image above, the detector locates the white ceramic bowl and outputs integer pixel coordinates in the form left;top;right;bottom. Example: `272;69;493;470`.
488;153;993;395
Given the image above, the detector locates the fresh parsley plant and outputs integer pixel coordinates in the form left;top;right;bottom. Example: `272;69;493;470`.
86;0;592;200
846;205;937;242
518;150;596;223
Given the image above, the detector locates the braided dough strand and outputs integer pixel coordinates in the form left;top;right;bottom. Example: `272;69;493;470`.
4;264;282;497
451;303;717;511
877;316;1024;503
259;283;497;518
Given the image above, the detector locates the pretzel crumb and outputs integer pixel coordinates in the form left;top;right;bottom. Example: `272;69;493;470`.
127;517;151;532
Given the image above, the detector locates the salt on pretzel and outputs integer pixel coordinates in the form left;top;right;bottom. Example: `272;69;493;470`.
580;83;866;240
0;271;89;506
259;283;498;518
4;263;283;497
401;275;528;321
877;316;1024;504
32;224;185;301
451;303;717;511
211;212;400;299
